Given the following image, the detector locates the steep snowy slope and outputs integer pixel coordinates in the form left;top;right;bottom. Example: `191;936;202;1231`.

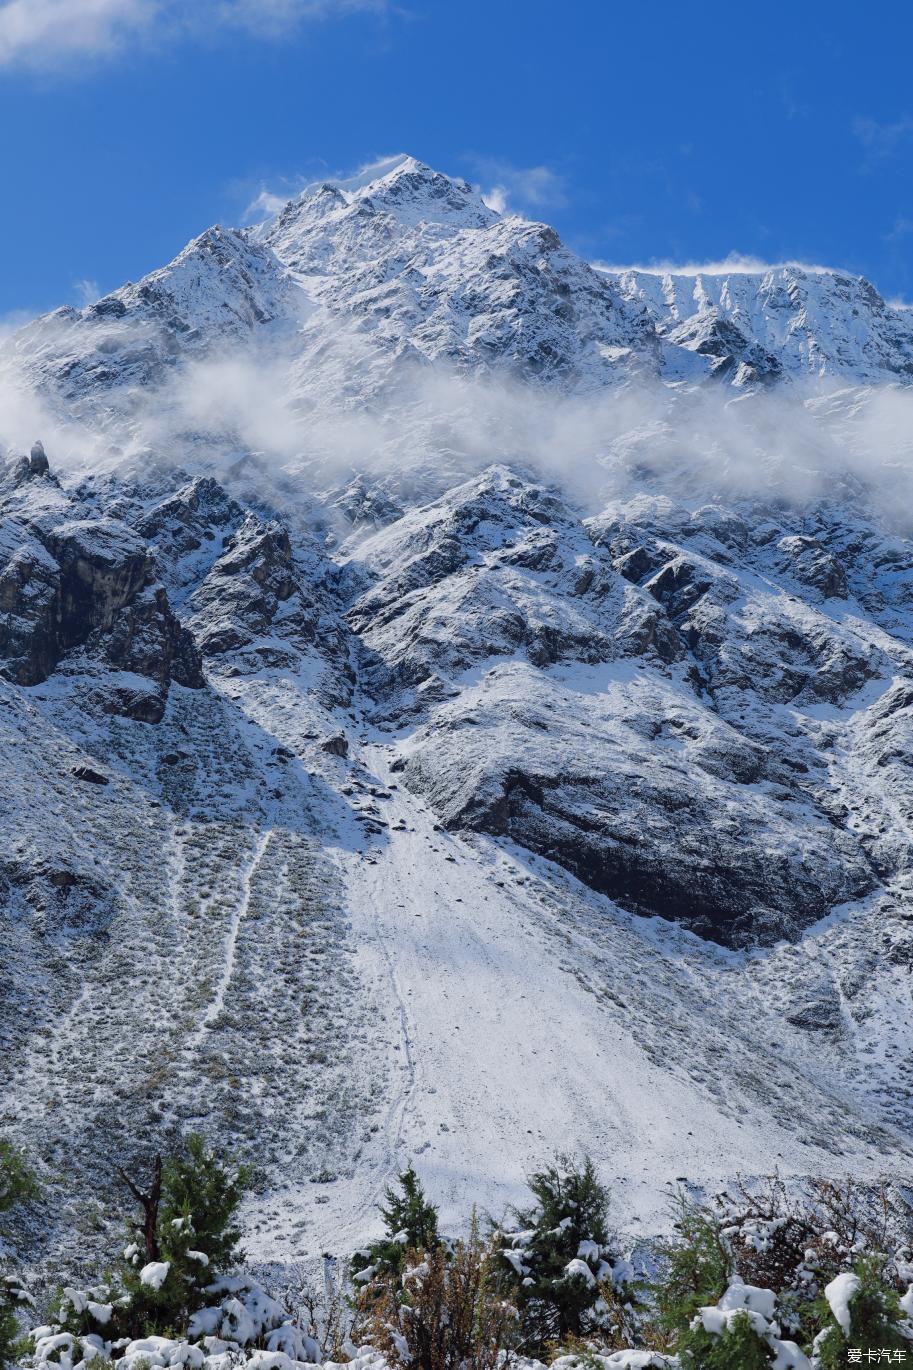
3;158;913;1279
4;227;304;411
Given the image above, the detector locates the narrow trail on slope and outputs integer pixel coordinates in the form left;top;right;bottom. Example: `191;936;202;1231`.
187;829;272;1053
167;817;189;965
369;889;418;1161
303;837;422;1257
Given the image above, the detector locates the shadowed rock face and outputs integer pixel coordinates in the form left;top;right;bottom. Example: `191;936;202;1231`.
46;519;150;646
0;454;203;719
0;527;61;684
444;760;871;947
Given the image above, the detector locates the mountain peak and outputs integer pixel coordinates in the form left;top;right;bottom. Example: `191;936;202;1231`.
257;155;496;243
353;155;494;226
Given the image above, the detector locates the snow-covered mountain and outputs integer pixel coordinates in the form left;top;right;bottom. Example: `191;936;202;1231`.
10;156;913;412
610;263;913;385
3;156;913;1278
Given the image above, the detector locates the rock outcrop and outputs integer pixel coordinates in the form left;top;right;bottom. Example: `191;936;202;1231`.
0;453;203;720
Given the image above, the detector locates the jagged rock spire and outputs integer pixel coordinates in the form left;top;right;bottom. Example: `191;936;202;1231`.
29;440;49;475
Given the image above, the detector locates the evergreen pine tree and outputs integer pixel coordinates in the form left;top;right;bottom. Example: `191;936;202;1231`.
352;1164;440;1284
0;1140;38;1369
814;1257;908;1368
498;1154;615;1354
653;1191;730;1339
117;1134;249;1335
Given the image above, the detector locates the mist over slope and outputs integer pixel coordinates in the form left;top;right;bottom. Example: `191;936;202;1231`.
2;156;913;1275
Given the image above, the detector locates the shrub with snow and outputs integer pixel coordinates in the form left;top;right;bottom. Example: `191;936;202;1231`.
30;1275;323;1370
676;1280;811;1368
363;1215;518;1370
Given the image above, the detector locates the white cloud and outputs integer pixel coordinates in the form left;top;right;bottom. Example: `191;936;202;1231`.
886;217;913;244
0;0;386;70
214;0;386;37
242;188;289;222
468;157;568;216
591;252;836;278
0;0;157;69
481;185;507;215
0;307;37;339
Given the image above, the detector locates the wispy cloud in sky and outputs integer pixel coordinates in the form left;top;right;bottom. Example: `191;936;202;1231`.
468;157;568;216
854;113;913;164
886;217;913;244
73;277;101;306
242;188;289;222
0;0;386;70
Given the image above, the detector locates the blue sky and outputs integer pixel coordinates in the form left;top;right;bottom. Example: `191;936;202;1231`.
1;0;912;318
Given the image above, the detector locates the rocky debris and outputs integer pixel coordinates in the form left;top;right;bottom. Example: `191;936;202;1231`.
321;733;349;758
72;766;108;785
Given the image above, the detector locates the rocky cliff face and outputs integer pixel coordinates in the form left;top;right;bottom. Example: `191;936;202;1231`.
0;455;203;720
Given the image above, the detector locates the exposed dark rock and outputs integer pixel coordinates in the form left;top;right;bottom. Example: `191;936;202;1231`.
0;492;203;717
432;759;870;947
778;535;848;598
785;996;844;1032
88;583;204;720
0;526;62;684
321;733;349;758
140;476;243;568
29;441;49;476
72;766;109;785
334;477;404;529
665;309;783;382
188;513;323;660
